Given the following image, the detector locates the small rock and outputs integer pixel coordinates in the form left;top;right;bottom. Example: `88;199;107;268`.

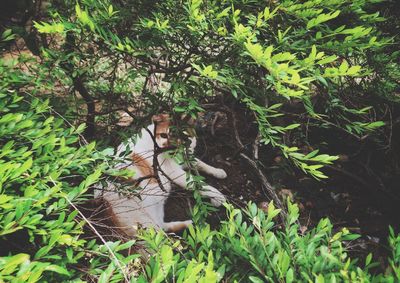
300;226;308;234
338;154;349;162
305;201;314;208
214;154;223;162
367;236;380;243
258;201;269;213
366;207;383;216
330;192;340;202
341;193;350;198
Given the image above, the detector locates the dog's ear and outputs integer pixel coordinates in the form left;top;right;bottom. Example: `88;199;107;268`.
152;113;170;124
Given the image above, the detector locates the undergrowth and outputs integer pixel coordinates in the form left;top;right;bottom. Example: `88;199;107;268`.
1;0;400;282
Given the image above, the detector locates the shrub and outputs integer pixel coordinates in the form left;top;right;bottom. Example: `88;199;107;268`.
1;0;399;282
0;53;138;282
32;0;399;179
0;48;399;283
138;201;400;282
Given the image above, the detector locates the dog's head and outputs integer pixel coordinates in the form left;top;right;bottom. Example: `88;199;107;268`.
152;113;171;148
151;113;197;149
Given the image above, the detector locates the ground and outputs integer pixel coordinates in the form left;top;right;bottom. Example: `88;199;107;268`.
163;100;400;270
73;97;400;271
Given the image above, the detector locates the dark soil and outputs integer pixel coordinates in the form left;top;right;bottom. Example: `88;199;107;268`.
164;101;400;269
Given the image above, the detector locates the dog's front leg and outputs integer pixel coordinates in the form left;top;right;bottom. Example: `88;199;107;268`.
164;161;226;206
194;158;227;179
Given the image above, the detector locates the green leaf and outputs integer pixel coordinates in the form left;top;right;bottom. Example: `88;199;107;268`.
365;121;385;130
249;276;264;283
317;55;338;65
342;233;361;241
339;60;349;73
307;11;340;29
284;123;300;130
217;7;231;19
365;253;373;267
45;265;70;276
316;75;328;87
286;268;294;283
347;65;361;76
1;29;15;41
2;253;30;275
34;21;65;34
98;262;115;283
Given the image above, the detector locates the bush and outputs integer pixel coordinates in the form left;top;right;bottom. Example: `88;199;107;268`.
138;201;400;282
0;55;138;282
1;0;399;282
0;45;399;283
32;0;399;179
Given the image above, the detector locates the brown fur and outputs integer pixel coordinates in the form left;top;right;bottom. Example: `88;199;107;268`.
166;222;191;233
131;153;157;183
152;113;170;124
102;198;132;237
153;114;171;146
96;112;226;236
130;114;170;183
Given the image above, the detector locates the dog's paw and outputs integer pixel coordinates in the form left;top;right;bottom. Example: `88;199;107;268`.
202;185;227;207
213;168;227;179
210;191;227;207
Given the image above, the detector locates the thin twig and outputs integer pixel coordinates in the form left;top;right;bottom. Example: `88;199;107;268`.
210;113;219;137
239;153;287;223
222;104;287;222
144;127;174;193
49;177;130;283
253;133;261;160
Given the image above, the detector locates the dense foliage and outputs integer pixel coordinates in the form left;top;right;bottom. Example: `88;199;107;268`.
139;201;400;282
32;0;399;179
0;52;133;281
1;0;399;282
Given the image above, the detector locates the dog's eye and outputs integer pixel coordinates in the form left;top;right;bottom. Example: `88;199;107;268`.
160;133;168;139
